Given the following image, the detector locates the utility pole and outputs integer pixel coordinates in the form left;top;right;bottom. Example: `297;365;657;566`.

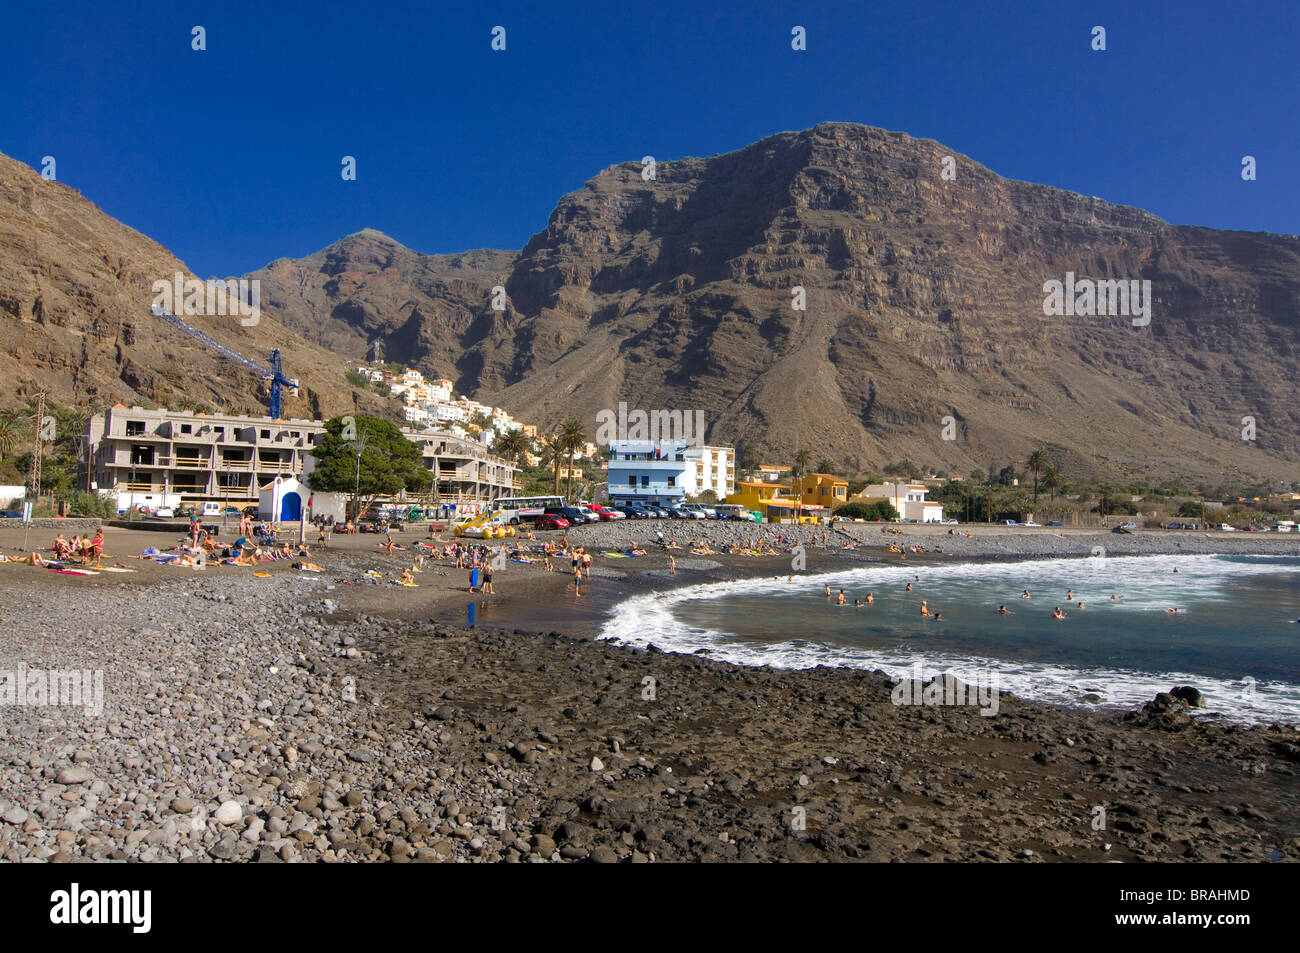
29;393;45;506
223;460;231;526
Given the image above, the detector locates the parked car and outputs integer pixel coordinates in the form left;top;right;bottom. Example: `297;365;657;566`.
685;503;719;519
1047;521;1063;527
155;506;175;518
546;506;592;525
534;514;570;530
1219;523;1237;532
613;505;646;519
1023;520;1041;527
669;505;705;519
643;505;669;518
587;504;622;521
999;520;1019;526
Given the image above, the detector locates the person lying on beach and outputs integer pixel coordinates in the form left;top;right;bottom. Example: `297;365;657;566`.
400;568;416;585
21;551;49;566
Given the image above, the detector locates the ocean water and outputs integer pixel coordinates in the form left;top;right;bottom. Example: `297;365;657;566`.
601;554;1300;725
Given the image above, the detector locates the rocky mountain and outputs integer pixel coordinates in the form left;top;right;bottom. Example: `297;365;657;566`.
5;121;1297;485
250;124;1300;484
0;151;388;423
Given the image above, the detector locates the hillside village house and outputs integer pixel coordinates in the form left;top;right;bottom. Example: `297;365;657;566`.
684;445;736;500
851;481;944;522
758;464;791;482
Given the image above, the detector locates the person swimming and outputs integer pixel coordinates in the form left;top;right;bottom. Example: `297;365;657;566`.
1052;606;1066;620
1021;590;1031;599
1110;594;1121;601
854;599;862;607
932;612;942;622
825;584;832;597
837;589;846;605
997;605;1009;614
1076;601;1085;609
866;593;874;604
1166;607;1180;614
905;583;913;592
920;600;930;617
1066;589;1073;600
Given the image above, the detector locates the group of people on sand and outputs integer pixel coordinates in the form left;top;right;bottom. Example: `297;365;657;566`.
49;530;105;565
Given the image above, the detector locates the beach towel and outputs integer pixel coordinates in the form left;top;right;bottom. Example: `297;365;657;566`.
396;579;419;587
48;568;99;576
98;567;135;573
509;556;535;564
252;572;271;578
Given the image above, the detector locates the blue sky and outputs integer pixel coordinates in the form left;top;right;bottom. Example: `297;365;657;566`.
2;0;1296;277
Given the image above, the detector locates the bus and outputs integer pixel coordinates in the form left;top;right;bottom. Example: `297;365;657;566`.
491;496;565;523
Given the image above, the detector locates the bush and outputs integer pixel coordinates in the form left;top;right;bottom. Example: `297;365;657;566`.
835;501;900;521
56;490;118;519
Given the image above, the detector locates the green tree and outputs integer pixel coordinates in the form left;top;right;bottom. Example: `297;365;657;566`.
816;458;836;475
835;501;900;521
307;415;430;519
559;419;586;500
793;449;812;478
1026;450;1048;504
491;428;529;468
1042;465;1063;501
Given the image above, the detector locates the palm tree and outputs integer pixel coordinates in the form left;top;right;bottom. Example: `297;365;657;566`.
793;449;812;478
816;458;836;475
540;440;564;496
0;420;16;460
1042;465;1063;501
492;428;529;468
559;419;585;501
1026;450;1048;505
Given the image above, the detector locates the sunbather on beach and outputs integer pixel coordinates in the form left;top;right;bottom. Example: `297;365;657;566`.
22;551;49;566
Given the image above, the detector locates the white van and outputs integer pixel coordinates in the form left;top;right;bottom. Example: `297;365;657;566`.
202;502;222;517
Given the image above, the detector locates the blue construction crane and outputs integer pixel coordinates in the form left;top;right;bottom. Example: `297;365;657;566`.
150;307;299;418
266;349;296;419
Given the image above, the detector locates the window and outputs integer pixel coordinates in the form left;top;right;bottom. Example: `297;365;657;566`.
260;429;270;439
667;477;675;487
640;475;648;487
126;421;146;436
180;424;192;434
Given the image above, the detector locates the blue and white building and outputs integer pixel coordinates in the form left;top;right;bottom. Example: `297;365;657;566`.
606;440;689;506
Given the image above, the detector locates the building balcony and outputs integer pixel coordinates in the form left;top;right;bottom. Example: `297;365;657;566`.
609;484;685;498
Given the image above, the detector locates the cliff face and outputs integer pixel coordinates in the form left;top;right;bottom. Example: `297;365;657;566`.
250;124;1300;482
0;152;387;421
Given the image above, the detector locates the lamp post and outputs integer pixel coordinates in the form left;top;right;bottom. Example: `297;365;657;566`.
222;460;231;527
352;431;368;524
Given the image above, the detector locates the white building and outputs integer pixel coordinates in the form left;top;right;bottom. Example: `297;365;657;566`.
683;445;735;499
853;482;944;522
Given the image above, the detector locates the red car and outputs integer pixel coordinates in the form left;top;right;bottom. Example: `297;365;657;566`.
587;504;622;521
534;514;570;530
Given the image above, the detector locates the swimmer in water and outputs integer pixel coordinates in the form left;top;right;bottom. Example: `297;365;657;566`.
825;584;831;596
866;593;875;604
1021;589;1031;599
997;605;1009;614
837;589;846;605
1110;594;1121;601
1076;601;1085;610
1173;568;1179;574
920;601;931;617
932;612;941;622
854;599;862;607
1066;589;1073;601
905;583;913;592
1166;607;1180;614
1052;606;1066;620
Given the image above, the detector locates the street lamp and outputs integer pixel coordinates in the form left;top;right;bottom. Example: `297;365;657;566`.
223;459;231;526
352;430;368;523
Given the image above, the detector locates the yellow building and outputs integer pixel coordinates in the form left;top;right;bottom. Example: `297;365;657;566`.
726;481;789;518
792;473;848;508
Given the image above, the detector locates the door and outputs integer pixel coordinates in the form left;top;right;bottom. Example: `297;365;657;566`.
280;491;302;521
